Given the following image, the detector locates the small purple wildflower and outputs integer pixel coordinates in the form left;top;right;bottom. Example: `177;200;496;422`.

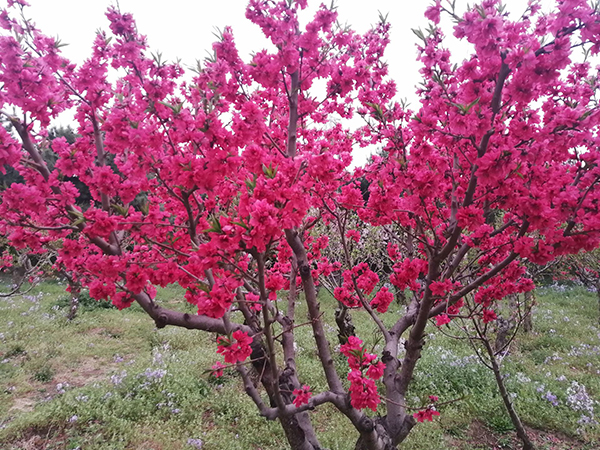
187;438;203;449
543;391;559;406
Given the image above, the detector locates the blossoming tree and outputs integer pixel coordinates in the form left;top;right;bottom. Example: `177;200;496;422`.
1;0;600;448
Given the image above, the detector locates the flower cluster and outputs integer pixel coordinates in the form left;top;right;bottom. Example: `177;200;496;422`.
413;395;440;422
216;330;253;364
413;408;440;423
292;385;312;407
341;336;385;411
334;263;380;309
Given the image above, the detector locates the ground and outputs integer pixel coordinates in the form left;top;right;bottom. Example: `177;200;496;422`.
0;280;598;449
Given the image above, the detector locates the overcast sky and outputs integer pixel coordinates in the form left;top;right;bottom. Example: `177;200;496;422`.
16;0;555;164
22;1;546;101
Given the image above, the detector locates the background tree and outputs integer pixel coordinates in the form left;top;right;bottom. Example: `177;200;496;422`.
1;1;600;449
1;124;84;318
559;249;600;323
438;291;535;449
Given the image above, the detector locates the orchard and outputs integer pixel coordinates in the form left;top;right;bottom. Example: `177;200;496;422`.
1;0;600;449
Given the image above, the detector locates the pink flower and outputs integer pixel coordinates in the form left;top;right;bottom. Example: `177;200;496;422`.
424;1;441;24
292;385;312;407
334;286;361;308
370;287;394;313
435;314;451;326
211;361;225;378
354;264;379;295
347;370;380;411
429;280;455;297
112;291;134;310
125;265;148;294
217;330;253;364
482;309;497;323
345;229;361;243
88;279;116;301
414;408;440;423
366;361;385;380
246;292;262;311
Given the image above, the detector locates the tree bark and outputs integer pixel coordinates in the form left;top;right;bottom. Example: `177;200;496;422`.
495;316;512;353
250;342;322;450
353;415;415;450
66;274;80;321
596;282;600;325
334;302;356;345
523;290;533;333
353;417;395;450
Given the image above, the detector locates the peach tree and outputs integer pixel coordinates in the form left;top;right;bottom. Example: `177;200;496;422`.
1;0;600;448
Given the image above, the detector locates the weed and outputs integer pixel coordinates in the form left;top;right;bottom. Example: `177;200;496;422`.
5;344;26;358
33;365;54;383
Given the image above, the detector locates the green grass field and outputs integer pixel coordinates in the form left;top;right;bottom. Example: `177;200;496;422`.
0;281;598;449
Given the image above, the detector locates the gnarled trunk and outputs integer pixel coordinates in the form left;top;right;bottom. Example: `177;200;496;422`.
250;342;322;450
335;302;356;344
353;415;416;450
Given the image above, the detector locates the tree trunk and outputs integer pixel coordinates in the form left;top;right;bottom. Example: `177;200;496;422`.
335;302;356;345
353;417;395;450
353;415;415;450
279;414;322;450
596;282;600;325
250;342;322;450
483;340;535;450
523;290;533;333
66;275;80;321
495;317;511;353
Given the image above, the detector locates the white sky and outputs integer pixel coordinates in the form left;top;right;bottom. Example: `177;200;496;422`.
14;0;556;165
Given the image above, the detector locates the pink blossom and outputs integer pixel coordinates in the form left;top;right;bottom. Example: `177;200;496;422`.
211;361;225;378
414;408;440;422
435;314;451;327
370;287;394;313
482;309;497;323
217;330;253;364
292;385;312;407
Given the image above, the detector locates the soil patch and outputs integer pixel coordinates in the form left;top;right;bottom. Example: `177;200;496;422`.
444;420;590;449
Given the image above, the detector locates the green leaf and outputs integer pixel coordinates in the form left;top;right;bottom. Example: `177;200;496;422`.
244;176;257;193
474;4;486;18
378;10;389;25
71;217;86;227
196;281;211;293
465;97;480;113
158;101;183;116
578;109;593;121
204;214;222;233
111;203;129;217
139;200;149;216
366;102;385;121
54;38;69;49
231;220;249;230
262;163;278;179
411;28;426;43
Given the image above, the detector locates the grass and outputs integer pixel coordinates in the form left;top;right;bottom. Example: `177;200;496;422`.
0;280;598;449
